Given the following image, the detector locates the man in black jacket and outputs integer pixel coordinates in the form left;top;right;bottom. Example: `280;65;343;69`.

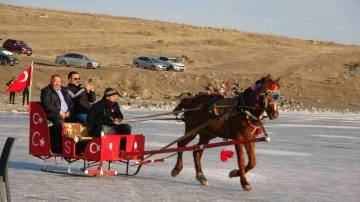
6;77;16;104
41;74;73;153
40;74;73;124
87;88;131;138
67;71;96;123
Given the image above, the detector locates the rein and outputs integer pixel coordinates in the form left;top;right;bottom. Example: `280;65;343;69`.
132;108;201;119
119;117;182;124
118;108;202;124
119;104;266;125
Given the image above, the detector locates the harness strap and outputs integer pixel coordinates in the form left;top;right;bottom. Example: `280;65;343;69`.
259;122;270;140
245;115;271;140
141;110;241;161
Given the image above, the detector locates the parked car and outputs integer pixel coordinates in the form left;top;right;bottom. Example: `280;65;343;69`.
0;47;12;56
133;56;167;70
2;39;32;56
0;51;19;66
158;56;186;71
55;53;101;69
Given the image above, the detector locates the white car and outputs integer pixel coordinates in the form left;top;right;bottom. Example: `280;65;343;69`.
0;47;12;56
158;56;186;71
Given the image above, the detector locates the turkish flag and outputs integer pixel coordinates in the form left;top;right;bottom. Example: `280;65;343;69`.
6;66;32;93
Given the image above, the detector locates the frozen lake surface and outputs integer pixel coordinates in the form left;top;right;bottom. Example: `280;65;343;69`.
0;110;359;202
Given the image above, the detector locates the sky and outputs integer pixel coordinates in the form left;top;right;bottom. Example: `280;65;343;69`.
1;0;359;45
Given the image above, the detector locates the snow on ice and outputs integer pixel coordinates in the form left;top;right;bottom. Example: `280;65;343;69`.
0;110;359;202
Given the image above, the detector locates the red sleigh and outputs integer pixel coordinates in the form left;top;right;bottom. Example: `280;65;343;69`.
29;102;145;176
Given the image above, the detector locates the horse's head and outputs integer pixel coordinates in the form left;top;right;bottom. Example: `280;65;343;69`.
256;74;281;120
239;74;281;120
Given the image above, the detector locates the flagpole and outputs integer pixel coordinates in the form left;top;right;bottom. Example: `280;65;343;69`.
29;61;34;111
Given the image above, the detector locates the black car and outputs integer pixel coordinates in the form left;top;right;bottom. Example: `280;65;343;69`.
0;51;19;66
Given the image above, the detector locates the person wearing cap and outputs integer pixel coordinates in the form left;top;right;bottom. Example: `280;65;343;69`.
87;88;131;138
232;82;239;95
67;71;96;123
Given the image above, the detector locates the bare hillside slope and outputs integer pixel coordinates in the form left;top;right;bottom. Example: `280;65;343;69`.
0;4;359;110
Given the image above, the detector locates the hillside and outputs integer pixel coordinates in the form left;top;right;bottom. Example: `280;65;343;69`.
0;4;360;110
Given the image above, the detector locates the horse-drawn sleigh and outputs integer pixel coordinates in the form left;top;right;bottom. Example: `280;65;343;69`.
29;74;281;191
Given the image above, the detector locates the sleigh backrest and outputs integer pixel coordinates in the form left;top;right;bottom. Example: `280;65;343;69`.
29;102;52;156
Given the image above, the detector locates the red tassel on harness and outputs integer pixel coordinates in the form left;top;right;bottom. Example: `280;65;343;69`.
256;128;263;135
269;84;277;91
254;103;260;108
220;150;234;162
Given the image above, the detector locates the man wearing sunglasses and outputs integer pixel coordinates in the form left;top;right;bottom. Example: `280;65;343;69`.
87;88;131;139
67;71;96;123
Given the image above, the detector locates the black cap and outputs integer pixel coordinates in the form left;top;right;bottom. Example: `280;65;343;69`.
103;88;119;97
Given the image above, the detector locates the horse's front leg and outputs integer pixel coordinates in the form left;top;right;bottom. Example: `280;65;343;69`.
193;133;212;186
171;133;197;177
229;141;252;191
171;150;184;177
244;142;256;173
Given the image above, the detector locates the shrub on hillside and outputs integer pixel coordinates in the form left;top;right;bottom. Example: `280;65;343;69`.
129;77;142;92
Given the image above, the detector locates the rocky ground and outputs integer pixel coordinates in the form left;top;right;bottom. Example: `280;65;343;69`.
1;92;359;114
1;4;360;115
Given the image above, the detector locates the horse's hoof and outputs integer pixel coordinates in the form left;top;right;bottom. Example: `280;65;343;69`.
229;169;238;178
196;173;209;186
200;180;209;186
171;169;180;177
242;184;252;191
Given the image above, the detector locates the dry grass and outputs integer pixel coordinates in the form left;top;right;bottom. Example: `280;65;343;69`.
0;4;360;107
129;78;142;92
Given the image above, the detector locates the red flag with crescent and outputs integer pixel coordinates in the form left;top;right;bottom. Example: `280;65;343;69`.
6;66;32;93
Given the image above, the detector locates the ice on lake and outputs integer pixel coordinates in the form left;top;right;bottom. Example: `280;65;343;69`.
0;110;359;202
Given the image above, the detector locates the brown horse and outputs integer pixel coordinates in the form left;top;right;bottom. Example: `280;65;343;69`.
171;74;281;191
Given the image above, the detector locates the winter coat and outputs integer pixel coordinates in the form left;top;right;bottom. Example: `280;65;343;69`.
67;83;96;114
86;98;124;129
6;79;14;86
40;84;74;117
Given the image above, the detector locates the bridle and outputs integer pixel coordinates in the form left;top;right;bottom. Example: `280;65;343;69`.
235;82;280;120
258;84;280;119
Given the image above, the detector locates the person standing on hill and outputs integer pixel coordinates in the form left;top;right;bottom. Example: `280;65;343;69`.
6;77;16;104
232;82;239;94
23;86;29;105
225;81;231;92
